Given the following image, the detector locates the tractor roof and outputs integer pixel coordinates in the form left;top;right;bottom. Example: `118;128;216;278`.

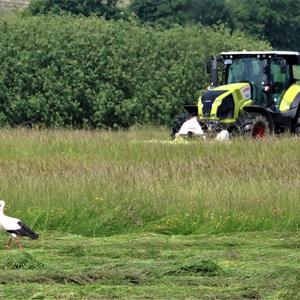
220;51;300;64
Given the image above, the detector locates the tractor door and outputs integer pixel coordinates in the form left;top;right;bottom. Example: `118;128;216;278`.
269;58;291;109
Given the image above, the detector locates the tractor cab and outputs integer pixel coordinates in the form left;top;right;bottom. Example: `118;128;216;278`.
218;51;300;111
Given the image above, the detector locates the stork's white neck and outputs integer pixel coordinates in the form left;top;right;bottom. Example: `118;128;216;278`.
0;206;5;218
0;201;6;216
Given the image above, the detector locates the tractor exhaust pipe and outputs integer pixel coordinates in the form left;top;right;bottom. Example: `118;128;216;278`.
206;56;218;88
211;55;218;87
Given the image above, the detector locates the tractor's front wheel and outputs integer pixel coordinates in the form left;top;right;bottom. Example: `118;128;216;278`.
238;112;273;138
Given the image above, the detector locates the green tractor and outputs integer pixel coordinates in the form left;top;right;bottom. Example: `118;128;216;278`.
171;51;300;139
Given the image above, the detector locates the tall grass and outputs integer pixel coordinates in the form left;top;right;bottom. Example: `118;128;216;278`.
0;128;299;236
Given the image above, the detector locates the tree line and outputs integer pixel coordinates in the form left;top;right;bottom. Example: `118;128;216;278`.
0;16;268;128
27;0;300;51
0;0;293;128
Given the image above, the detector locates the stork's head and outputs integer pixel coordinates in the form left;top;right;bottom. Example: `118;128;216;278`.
0;200;5;212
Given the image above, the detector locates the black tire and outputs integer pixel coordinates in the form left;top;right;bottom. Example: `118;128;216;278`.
237;112;272;138
294;117;300;135
171;112;191;139
295;125;300;135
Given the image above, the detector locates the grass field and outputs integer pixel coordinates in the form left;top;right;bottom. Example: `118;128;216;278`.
0;128;299;235
0;232;299;299
0;128;299;299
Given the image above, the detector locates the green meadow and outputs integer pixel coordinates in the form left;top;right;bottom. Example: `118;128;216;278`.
0;232;299;299
0;128;299;235
0;128;299;299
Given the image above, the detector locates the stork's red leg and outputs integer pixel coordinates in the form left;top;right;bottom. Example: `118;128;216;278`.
15;238;24;251
5;237;12;250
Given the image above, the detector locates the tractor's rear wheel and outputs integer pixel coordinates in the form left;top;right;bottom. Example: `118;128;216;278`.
238;112;272;138
171;112;191;139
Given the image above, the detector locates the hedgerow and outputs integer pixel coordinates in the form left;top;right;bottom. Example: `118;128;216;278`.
0;16;270;128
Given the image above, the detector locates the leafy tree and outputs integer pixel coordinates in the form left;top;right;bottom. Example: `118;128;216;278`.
129;0;232;28
190;0;232;27
27;0;120;19
130;0;300;50
227;0;300;51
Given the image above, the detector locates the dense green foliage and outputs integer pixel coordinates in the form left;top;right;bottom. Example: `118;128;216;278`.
0;16;268;128
228;0;300;51
130;0;300;51
27;0;121;20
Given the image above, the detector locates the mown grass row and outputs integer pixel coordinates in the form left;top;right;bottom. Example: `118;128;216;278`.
0;231;300;300
0;128;299;236
0;231;299;299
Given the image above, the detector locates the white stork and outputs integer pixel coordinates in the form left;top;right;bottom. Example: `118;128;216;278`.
0;200;39;250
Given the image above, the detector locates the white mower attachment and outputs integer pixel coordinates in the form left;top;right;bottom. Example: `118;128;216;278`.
175;117;206;139
174;117;231;142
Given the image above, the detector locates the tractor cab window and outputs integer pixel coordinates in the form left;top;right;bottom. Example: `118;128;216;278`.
270;61;290;87
227;58;267;84
270;61;291;102
226;58;268;106
293;65;300;83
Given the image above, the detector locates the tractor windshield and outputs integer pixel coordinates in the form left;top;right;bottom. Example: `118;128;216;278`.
227;58;267;84
225;58;268;106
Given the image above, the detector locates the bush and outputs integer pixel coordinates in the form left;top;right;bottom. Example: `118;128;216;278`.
0;15;270;128
27;0;120;20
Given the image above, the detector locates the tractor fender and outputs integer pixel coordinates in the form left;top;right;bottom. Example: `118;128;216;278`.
242;105;275;132
290;95;300;120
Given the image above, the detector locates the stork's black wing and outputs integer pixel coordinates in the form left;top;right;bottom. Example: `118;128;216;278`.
7;221;39;240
